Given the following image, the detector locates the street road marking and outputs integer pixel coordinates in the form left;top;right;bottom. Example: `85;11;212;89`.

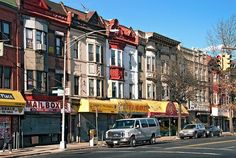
96;150;221;156
184;147;233;151
166;139;236;149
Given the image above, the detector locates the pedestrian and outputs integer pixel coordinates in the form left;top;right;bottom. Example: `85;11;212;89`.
2;129;12;153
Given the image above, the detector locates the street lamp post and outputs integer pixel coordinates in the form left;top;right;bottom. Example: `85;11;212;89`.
59;28;119;150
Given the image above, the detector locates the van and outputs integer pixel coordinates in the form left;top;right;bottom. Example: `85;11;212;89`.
105;118;161;147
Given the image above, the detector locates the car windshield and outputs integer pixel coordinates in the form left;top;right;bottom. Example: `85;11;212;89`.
183;124;196;129
112;120;135;129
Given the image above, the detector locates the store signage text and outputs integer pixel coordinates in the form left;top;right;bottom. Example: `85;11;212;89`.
0;93;14;100
26;100;70;113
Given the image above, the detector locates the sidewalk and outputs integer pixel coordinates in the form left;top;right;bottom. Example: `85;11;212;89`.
0;135;202;158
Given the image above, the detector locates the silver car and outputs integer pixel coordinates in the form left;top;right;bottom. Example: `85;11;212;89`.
179;124;206;139
105;118;161;147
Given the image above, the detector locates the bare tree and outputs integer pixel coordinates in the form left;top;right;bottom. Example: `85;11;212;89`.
207;14;236;133
161;53;199;135
207;15;236;54
117;99;133;119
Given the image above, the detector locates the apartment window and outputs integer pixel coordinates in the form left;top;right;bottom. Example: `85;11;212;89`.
26;28;33;48
55;73;63;88
111;50;116;65
118;50;122;66
74;76;79;95
129;84;133;99
88;44;94;61
36;30;42;44
112;82;116;98
89;79;94;96
96;45;101;63
147;84;151;98
97;79;101;97
27;70;33;90
55;36;63;56
147;57;151;71
153;84;156;99
1;21;10;44
138;54;142;71
4;67;11;89
138;83;142;99
36;71;43;91
73;41;78;59
118;82;123;98
152;57;155;72
129;54;132;69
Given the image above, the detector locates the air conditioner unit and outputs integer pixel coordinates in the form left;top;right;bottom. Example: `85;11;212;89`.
36;43;46;51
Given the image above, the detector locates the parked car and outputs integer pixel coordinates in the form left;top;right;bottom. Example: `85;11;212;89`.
105;118;161;147
179;123;206;139
205;125;222;137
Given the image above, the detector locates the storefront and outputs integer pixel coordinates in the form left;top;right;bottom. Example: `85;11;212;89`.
77;99;117;142
0;90;26;148
145;101;189;136
22;95;71;147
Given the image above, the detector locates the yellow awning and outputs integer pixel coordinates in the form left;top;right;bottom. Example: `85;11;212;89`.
0;89;26;106
112;99;149;114
79;99;117;114
143;100;189;117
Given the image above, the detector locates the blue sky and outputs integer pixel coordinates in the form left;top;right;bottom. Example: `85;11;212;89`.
52;0;236;50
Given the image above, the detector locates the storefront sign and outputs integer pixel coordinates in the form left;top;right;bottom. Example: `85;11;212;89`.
0;93;15;99
0;106;24;115
26;100;71;113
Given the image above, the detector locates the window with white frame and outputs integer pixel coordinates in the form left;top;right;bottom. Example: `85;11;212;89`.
36;71;43;91
112;82;117;98
147;84;151;98
118;82;123;98
110;49;123;67
74;76;79;95
26;28;33;48
138;83;142;99
118;50;122;66
96;45;101;63
0;21;11;44
27;70;33;90
89;78;94;96
55;36;63;56
129;54;132;69
87;43;102;63
152;57;155;72
152;84;156;99
129;84;134;99
97;79;101;97
73;41;79;59
147;57;151;71
0;66;11;89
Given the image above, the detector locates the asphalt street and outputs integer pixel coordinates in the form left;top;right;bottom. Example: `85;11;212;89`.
27;136;236;158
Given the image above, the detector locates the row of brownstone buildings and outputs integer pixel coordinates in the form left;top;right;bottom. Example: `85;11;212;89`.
0;0;234;147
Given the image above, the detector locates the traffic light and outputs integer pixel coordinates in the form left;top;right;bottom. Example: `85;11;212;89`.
216;55;221;68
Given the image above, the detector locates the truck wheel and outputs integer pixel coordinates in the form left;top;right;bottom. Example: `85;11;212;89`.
130;136;136;147
149;135;156;144
107;144;114;148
